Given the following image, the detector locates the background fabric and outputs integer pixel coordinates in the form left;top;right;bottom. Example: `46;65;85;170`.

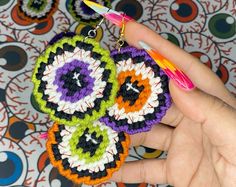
0;0;235;186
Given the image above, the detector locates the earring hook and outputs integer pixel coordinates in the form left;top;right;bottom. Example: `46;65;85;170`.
116;14;125;52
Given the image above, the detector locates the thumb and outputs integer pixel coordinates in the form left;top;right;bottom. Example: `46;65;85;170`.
169;80;236;162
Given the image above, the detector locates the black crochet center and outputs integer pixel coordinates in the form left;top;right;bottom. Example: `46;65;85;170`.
76;128;103;157
60;67;86;97
117;76;144;106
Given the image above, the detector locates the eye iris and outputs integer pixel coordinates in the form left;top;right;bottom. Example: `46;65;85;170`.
209;13;236;39
76;128;103;157
70;124;109;163
118;76;144;106
115;0;143;20
0;45;27;71
0;152;23;186
170;0;198;22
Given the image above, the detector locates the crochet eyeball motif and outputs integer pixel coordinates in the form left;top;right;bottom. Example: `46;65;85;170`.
17;0;58;23
101;46;171;134
67;0;111;24
32;35;118;126
46;122;130;185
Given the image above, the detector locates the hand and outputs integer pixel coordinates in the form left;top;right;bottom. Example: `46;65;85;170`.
110;22;236;187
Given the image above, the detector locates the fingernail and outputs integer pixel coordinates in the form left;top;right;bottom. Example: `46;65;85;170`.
139;41;195;91
83;0;133;27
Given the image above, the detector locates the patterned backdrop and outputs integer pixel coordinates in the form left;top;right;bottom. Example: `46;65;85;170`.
0;0;235;187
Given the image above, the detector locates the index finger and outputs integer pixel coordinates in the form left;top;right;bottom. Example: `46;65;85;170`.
124;21;236;107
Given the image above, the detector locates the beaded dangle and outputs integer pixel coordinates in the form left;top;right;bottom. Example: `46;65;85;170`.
32;19;118;126
101;17;172;134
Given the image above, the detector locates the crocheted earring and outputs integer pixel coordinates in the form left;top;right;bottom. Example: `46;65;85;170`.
46;121;130;185
101;18;172;134
32;19;118;126
17;0;59;23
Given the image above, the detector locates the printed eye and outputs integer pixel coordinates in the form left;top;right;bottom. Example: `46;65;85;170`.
134;146;163;159
0;138;27;186
30;18;54;35
0;45;27;71
5;116;35;143
115;0;143;20
209;13;235;39
0;0;14;12
76;23;103;42
170;0;198;23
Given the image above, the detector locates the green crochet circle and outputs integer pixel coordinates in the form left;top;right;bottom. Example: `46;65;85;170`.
69;122;109;164
32;35;118;126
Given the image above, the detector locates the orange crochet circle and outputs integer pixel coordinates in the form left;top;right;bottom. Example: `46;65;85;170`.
116;70;151;113
46;123;130;185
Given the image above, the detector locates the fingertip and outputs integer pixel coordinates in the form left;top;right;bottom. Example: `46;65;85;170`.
169;80;206;122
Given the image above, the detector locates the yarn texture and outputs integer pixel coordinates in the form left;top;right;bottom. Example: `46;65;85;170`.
17;0;59;23
46;122;130;185
32;34;118;126
101;46;171;134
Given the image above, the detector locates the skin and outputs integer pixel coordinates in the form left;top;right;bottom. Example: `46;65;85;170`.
110;21;236;187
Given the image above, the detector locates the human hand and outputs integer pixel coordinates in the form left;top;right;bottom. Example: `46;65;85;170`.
110;22;236;187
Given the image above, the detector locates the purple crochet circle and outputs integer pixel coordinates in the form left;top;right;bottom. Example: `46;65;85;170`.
100;46;172;134
54;60;95;103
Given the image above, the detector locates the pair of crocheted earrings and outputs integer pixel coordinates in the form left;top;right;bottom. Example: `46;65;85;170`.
32;17;171;185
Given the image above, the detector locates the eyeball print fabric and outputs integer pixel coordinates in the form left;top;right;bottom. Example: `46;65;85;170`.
0;0;235;187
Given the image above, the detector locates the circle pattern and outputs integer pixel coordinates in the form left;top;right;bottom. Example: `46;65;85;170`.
0;152;23;186
32;34;118;126
17;0;59;23
46;122;130;185
101;47;171;134
0;45;27;71
115;0;143;20
170;0;198;23
0;138;27;186
209;13;236;39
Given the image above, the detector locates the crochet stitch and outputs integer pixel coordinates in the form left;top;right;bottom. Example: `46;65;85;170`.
67;0;111;25
101;46;171;134
32;34;118;126
46;122;130;185
17;0;59;23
